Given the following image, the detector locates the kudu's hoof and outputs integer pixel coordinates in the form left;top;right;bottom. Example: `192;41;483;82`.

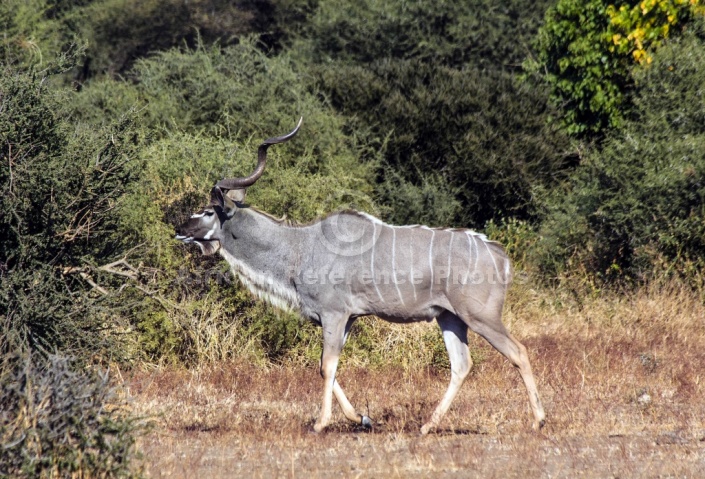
360;415;372;429
533;418;546;431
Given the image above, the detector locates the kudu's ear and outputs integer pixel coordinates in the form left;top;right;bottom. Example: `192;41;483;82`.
225;188;247;204
210;186;238;215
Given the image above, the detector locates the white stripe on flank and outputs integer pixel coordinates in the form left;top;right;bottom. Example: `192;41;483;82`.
471;234;479;272
446;232;453;291
483;239;500;281
410;240;417;301
392;228;405;305
370;222;384;303
429;230;435;296
464;232;472;285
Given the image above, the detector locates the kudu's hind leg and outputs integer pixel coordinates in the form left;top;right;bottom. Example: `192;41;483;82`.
421;312;472;435
469;320;546;430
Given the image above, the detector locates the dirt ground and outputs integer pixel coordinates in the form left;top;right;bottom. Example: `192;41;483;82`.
130;334;705;478
129;285;705;477
141;429;704;478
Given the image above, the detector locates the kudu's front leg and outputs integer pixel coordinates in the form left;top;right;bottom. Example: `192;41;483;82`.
333;323;372;429
314;317;348;433
314;317;371;432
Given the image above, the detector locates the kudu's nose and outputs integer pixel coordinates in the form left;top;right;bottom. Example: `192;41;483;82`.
174;221;190;241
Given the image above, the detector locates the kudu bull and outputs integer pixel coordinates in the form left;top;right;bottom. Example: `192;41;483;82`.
176;119;546;433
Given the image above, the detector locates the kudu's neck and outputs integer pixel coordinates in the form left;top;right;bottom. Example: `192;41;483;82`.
221;207;302;262
217;207;305;312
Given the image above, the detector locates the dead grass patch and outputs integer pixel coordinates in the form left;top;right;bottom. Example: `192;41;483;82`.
129;282;705;477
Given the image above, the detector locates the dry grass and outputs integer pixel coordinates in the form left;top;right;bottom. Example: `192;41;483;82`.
127;282;705;477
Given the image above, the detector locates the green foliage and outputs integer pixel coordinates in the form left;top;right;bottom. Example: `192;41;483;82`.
295;0;573;229
424;328;452;370
533;0;704;137
0;64;142;359
315;60;574;227
71;38;378;261
0;353;146;478
67;0;255;76
0;0;89;74
134;310;183;361
484;218;540;272
244;306;318;362
296;0;555;70
537;18;705;286
376;167;461;228
532;0;629;136
99;38;377;244
0;0;54;67
0;0;310;79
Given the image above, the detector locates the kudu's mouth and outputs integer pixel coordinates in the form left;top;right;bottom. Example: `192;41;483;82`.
175;231;221;256
174;233;193;243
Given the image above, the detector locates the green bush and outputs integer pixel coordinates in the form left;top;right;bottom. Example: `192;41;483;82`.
0;0;310;79
0;352;146;478
607;0;704;66
315;60;574;228
536;18;705;286
296;0;554;70
0;64;142;359
294;0;571;229
531;0;704;137
244;306;319;362
531;0;628;136
484;218;540;272
103;39;378;256
0;0;58;67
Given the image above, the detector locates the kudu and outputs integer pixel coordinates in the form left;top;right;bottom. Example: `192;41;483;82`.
176;118;546;433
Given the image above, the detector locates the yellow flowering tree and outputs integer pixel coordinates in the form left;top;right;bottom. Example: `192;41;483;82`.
608;0;704;64
535;0;704;136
